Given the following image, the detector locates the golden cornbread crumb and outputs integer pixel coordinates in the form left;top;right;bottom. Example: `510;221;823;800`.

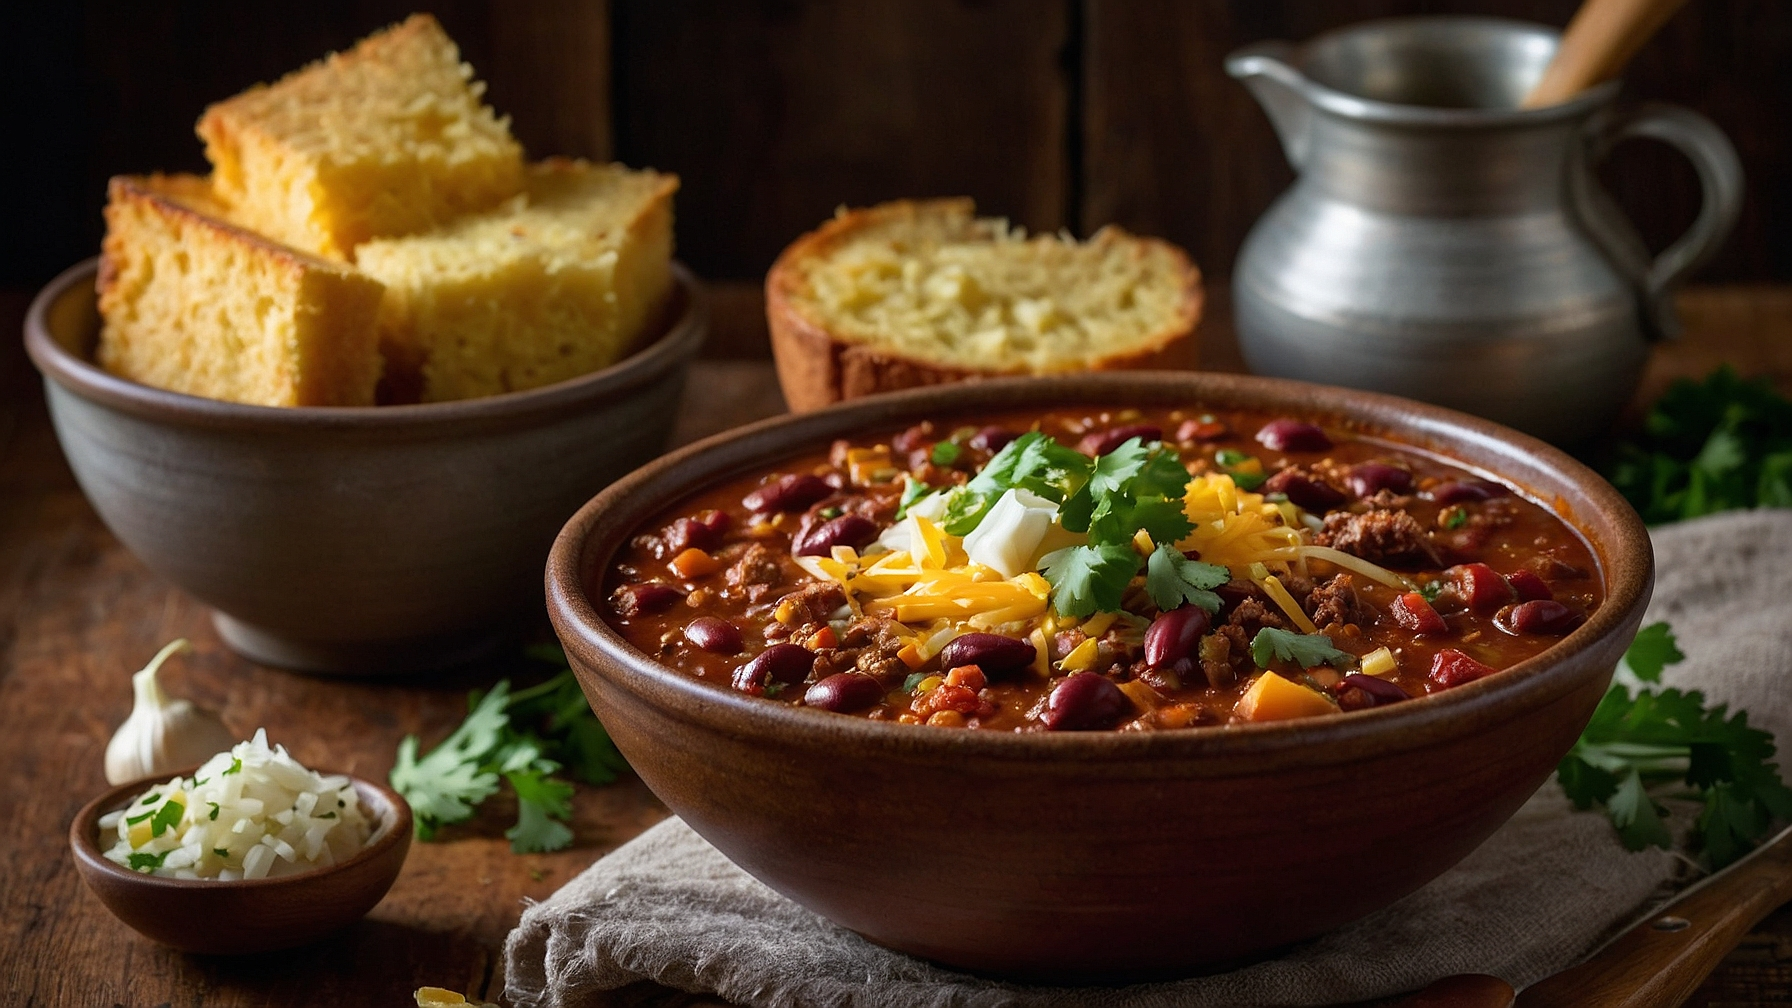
355;158;678;403
97;174;385;407
765;198;1202;411
197;13;523;260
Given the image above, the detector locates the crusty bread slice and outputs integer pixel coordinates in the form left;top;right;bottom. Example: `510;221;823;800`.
766;198;1202;412
197;13;523;260
97;174;386;407
353;158;678;403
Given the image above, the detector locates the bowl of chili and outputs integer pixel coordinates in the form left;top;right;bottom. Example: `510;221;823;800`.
545;372;1652;982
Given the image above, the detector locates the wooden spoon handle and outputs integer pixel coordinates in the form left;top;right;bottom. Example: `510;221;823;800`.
1516;830;1792;1007
1522;0;1689;108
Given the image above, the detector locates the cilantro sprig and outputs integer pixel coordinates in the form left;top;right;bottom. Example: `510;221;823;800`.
390;645;629;854
1557;622;1792;868
1249;627;1353;669
1606;366;1792;524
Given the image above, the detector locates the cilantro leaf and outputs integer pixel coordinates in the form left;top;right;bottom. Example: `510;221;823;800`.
1145;545;1228;613
1606;366;1792;523
1249;627;1352;669
1620;622;1684;683
1134;451;1194;501
895;478;932;520
1040;543;1140;617
126;851;168;872
1089;438;1150;495
390;682;511;839
150;800;184;838
930;441;961;466
1556;752;1619;809
1608;769;1673;851
504;769;576;853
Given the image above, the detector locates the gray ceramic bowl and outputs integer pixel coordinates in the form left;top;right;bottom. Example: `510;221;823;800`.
26;258;707;673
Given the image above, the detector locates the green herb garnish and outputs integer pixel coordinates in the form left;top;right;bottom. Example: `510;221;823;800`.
1606;366;1792;524
1249;628;1353;669
140;792;160;806
125;809;155;826
1443;508;1469;530
126;851;168;872
894;478;932;520
212;848;230;858
939;432;1095;534
818;506;842;520
1144;544;1229;613
930;441;961;466
1557;622;1792;868
222;757;242;776
207;802;220;821
150;800;184;838
902;672;928;693
390;645;629;854
1417;580;1446;603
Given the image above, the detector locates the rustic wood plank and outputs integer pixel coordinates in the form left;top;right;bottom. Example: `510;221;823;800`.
610;0;1071;280
486;0;613;162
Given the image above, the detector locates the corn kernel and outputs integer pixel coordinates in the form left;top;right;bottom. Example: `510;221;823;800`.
1361;646;1398;678
1132;529;1155;555
1081;612;1117;639
774;600;798;624
926;710;966;728
916;675;944;694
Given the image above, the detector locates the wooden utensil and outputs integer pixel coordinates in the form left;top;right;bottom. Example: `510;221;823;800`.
1368;823;1792;1008
1523;0;1690;108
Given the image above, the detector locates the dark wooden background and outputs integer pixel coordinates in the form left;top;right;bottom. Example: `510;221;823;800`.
2;0;1787;299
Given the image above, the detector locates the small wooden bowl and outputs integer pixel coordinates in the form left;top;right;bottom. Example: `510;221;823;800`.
69;768;411;954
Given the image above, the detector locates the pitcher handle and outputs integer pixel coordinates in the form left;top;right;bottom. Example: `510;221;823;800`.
1581;103;1744;339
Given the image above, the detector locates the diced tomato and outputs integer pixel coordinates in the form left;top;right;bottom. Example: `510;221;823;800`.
944;665;987;692
1448;563;1514;612
1390;592;1448;635
1430;649;1499;688
1505;568;1553;602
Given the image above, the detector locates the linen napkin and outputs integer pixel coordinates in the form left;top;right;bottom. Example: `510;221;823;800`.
505;510;1792;1008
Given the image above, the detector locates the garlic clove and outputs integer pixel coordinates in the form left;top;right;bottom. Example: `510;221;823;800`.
104;639;238;785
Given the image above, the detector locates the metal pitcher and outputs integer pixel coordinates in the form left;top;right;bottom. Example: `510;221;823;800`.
1228;16;1743;445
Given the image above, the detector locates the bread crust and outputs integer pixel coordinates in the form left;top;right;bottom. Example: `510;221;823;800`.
766;198;1202;413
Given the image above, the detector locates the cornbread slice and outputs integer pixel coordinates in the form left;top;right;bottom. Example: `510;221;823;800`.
766;198;1202;412
197;14;524;260
354;159;679;403
97;174;386;407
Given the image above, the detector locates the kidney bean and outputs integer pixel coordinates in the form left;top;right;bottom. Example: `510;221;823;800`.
732;643;816;693
684;616;743;654
664;511;730;553
1496;599;1583;636
1427;479;1511;505
1389;592;1448;635
1262;468;1347;512
611;582;682;617
1176;418;1229;442
938;633;1037;679
1430;648;1499;689
969;426;1016;453
742;474;832;513
1448;563;1513;612
1255;419;1332;453
1502;568;1552;602
1041;672;1129;731
804;672;885;713
1078;424;1162;457
1144;606;1211;674
1345;461;1414;498
892;422;935;454
1335;673;1409;710
793;513;879;557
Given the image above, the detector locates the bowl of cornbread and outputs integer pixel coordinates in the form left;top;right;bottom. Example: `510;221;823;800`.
25;16;705;674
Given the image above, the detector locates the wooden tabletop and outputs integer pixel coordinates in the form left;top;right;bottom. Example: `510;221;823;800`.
3;283;1791;1007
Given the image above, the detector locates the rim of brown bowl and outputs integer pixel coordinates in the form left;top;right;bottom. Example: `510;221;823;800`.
70;765;411;892
547;372;1652;775
25;258;709;437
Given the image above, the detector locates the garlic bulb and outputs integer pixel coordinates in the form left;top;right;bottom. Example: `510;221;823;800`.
104;639;236;785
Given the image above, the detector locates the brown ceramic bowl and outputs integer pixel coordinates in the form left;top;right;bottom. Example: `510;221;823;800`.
545;373;1654;983
70;767;410;954
25;258;707;673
